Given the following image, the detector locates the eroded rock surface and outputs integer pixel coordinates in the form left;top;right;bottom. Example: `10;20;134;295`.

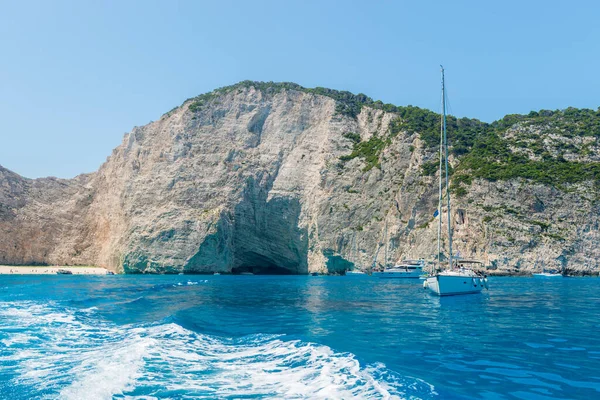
1;83;598;274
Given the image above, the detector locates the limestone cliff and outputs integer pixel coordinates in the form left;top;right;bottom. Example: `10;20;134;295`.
1;82;598;274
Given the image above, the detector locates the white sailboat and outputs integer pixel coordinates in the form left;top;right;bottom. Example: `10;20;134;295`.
424;66;489;296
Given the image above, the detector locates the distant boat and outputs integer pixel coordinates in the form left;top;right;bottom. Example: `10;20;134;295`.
533;272;562;278
424;67;488;296
345;270;367;276
373;260;425;279
106;271;115;275
213;272;221;276
56;269;72;275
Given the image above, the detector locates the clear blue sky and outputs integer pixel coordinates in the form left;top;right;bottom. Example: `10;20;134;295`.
1;0;598;178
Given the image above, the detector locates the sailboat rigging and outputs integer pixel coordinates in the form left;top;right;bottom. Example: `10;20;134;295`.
424;66;489;296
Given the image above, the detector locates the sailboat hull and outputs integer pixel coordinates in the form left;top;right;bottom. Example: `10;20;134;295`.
425;273;485;296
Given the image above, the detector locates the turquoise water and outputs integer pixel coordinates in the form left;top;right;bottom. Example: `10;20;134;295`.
1;275;599;399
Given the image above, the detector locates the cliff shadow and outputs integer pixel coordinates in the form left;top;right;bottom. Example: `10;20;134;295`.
184;175;309;274
183;215;234;273
231;176;309;274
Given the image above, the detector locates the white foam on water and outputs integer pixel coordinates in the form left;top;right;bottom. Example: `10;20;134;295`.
0;301;146;399
0;301;436;399
0;332;35;347
139;325;400;399
172;280;207;287
59;336;155;400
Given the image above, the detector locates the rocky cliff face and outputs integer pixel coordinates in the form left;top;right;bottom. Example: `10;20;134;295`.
1;82;599;274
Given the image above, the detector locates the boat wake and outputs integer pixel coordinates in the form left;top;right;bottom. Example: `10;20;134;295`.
0;301;436;399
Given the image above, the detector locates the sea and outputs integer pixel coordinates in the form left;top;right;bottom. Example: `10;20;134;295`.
0;275;599;399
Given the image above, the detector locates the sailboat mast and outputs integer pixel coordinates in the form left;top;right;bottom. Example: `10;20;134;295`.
442;67;453;269
384;219;388;268
352;233;357;266
437;67;444;271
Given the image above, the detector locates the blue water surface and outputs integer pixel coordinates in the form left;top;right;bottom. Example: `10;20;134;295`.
0;275;599;399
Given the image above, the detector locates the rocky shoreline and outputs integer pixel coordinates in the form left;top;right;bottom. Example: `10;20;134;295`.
1;265;597;277
485;270;600;277
0;266;112;275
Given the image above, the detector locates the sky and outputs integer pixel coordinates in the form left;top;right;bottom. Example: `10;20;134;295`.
1;0;598;179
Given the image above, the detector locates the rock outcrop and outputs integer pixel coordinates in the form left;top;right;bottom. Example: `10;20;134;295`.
1;82;598;274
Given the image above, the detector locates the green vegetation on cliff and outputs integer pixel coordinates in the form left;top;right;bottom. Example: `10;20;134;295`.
339;135;388;172
453;131;600;188
492;108;600;138
388;107;487;155
452;109;600;190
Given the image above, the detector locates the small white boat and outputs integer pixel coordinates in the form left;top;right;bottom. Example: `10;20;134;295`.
345;270;367;276
373;260;425;279
213;272;221;276
533;272;562;278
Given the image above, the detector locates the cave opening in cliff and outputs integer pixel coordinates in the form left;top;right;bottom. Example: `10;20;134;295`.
232;251;294;275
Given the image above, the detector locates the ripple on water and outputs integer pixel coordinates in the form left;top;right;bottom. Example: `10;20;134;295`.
524;342;555;349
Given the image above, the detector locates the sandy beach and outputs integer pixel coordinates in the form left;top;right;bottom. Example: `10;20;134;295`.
0;266;114;275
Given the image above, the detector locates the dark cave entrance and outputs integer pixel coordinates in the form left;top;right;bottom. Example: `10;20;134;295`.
183;176;310;274
232;251;295;275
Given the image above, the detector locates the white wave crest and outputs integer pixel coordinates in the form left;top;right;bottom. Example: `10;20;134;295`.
172;280;207;287
0;301;435;400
